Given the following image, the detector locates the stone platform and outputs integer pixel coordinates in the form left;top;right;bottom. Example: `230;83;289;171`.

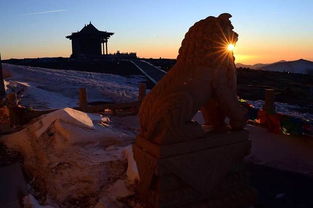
133;130;256;208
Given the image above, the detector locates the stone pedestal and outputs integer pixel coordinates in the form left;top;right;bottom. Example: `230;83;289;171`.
133;130;256;208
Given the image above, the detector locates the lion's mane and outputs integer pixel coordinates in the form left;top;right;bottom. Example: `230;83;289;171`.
138;13;244;144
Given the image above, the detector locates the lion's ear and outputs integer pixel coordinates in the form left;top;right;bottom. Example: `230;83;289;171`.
218;13;232;21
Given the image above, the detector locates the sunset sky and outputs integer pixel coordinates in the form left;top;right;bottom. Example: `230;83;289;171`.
1;0;313;64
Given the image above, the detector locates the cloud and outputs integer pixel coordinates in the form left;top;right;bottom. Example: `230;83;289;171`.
23;9;67;16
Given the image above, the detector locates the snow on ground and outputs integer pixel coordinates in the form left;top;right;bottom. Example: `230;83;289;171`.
2;63;313;207
247;99;313;121
2;108;312;207
2;108;140;208
3;64;146;110
3;64;311;121
0;64;143;207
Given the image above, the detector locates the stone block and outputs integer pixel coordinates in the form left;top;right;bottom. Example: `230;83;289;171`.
133;130;255;208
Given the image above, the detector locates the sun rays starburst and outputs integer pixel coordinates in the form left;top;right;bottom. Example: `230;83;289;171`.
227;44;235;51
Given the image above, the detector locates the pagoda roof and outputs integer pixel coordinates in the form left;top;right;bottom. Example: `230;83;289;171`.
66;23;113;39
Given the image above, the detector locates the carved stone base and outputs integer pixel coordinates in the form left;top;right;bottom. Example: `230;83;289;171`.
133;130;256;208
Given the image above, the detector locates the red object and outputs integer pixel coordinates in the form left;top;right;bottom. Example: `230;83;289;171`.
257;109;282;134
258;110;267;125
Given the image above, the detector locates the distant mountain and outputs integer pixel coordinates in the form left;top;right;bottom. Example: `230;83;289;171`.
260;59;313;74
235;63;253;68
236;59;313;74
236;62;271;69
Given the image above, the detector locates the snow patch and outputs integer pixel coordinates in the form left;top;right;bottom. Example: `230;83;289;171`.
122;145;140;184
247;100;313;121
2;108;136;207
3;64;145;110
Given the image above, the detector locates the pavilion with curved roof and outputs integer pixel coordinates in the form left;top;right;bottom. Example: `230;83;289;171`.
66;23;113;57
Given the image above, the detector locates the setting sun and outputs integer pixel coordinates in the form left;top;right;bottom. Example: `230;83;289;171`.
227;44;235;51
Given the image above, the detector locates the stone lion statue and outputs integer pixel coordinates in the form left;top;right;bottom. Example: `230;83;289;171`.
138;13;247;144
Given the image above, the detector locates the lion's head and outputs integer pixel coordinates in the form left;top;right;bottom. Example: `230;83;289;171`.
177;13;238;67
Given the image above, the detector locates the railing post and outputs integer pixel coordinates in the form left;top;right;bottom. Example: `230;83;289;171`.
79;88;88;111
263;89;275;113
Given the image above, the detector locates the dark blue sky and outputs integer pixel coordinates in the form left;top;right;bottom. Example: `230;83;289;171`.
1;0;312;64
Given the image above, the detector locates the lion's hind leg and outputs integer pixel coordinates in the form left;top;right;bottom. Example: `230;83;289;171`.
153;92;206;144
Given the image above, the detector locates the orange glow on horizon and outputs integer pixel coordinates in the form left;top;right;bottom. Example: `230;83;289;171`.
2;41;313;66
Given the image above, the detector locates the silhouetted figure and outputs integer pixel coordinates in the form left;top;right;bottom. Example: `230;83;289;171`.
66;22;113;58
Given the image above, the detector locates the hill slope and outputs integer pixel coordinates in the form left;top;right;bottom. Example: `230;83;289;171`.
260;59;313;74
237;59;313;74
